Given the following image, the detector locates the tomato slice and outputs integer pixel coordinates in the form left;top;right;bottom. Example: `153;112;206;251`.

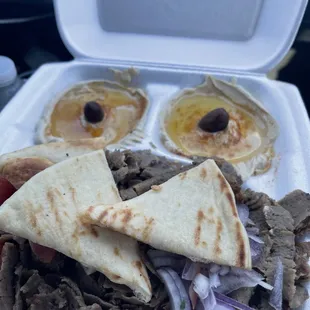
0;177;16;204
30;242;56;263
0;176;56;263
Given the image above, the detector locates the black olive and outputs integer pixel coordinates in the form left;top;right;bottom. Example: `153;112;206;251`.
84;101;104;123
198;108;229;133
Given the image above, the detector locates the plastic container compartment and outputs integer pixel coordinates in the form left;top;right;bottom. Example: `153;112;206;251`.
0;0;309;308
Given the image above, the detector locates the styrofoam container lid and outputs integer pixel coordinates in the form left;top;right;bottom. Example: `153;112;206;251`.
54;0;307;74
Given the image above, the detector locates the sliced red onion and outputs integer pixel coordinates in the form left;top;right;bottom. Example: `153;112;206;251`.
209;263;221;274
207;263;230;277
209;272;221;288
230;268;273;290
147;250;186;272
245;226;259;235
247;232;264;244
247;218;255;226
219;266;230;276
193;273;211;299
249;239;264;266
215;267;272;294
214;301;235;310
269;257;283;310
192;273;231;310
258;281;273;290
214;275;250;294
158;268;191;310
151;256;186;271
214;292;255;310
189;281;198;309
237;204;249;226
199;289;217;310
182;259;201;281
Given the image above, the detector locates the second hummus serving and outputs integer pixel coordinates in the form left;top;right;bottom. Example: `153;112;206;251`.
162;77;279;179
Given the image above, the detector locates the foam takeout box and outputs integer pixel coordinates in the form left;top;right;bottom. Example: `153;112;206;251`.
0;0;309;307
1;0;310;198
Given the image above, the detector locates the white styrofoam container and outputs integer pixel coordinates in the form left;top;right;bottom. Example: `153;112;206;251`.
0;0;309;308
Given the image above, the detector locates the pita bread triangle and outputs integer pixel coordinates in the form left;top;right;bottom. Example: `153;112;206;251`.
0;139;105;168
0;150;151;302
82;159;252;269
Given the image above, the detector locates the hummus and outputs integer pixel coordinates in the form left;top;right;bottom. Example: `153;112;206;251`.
36;80;148;145
162;77;279;180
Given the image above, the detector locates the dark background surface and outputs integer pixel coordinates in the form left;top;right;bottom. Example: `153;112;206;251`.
0;1;310;116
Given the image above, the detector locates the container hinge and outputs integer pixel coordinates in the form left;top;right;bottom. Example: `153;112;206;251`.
74;57;265;78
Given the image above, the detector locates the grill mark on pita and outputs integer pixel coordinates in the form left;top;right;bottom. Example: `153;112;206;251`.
121;209;133;224
133;261;152;291
47;189;54;205
29;211;37;230
99;210;109;222
198;210;205;221
217;171;238;217
200;168;207;179
235;221;246;267
98;206;114;222
218;173;227;193
54;188;63;199
69;186;77;203
226;191;238;217
195;226;201;246
79;222;97;238
27;203;42;237
70;226;82;257
54;189;64;224
214;218;223;255
195;209;206;246
79;211;92;225
47;189;62;225
208;207;215;215
112;212;117;222
142;217;154;242
55;209;61;225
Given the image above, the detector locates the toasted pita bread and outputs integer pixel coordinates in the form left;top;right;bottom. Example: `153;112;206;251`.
83;159;252;269
0;150;151;302
0;139;105;168
0;140;107;190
